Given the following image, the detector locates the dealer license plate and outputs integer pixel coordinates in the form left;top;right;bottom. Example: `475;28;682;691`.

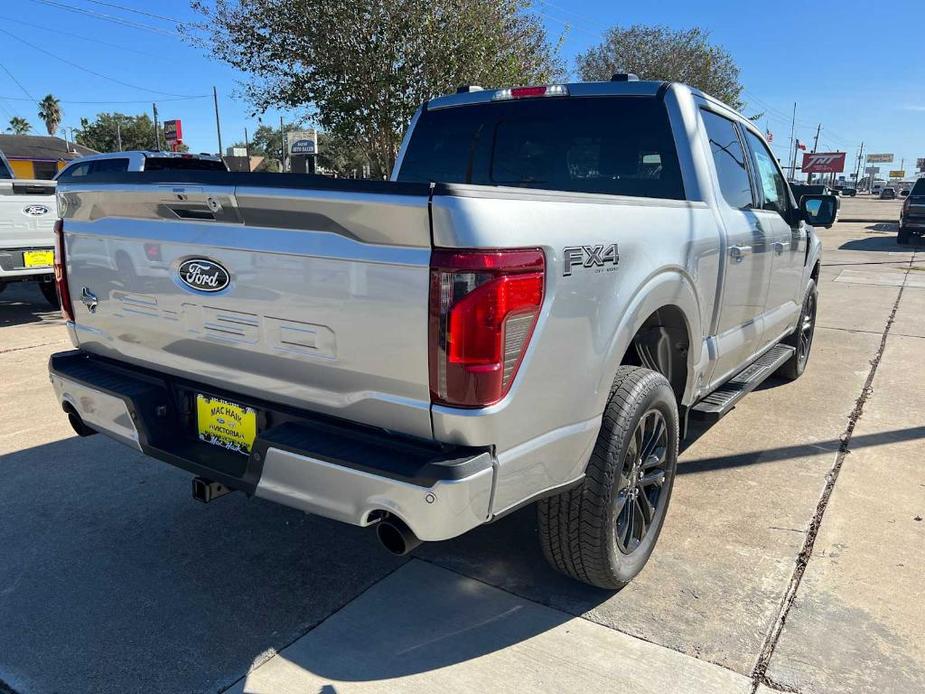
23;249;54;268
196;394;257;455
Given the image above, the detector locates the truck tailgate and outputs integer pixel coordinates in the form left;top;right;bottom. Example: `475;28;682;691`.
0;180;56;249
58;175;435;438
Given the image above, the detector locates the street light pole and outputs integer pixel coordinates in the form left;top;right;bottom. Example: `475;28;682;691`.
213;86;223;155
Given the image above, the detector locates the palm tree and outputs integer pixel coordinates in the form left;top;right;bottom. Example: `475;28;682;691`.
6;116;31;134
37;94;63;136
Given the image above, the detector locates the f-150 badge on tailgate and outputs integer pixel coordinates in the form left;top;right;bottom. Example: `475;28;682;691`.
178;258;230;292
563;244;619;276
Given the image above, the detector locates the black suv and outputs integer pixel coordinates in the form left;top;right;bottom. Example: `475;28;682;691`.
899;179;925;244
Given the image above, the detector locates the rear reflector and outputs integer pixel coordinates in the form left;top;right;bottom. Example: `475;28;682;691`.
53;219;74;322
429;248;545;408
493;84;569;100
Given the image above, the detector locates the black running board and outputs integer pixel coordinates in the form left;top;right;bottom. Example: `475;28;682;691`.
691;344;796;421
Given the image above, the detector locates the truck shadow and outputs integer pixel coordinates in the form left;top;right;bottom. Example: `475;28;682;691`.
838;236;909;252
0;282;60;328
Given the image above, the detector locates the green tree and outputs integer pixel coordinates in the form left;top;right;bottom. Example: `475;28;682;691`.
6;117;31;134
75;113;157;152
317;131;370;177
37;94;63;136
577;25;744;110
187;0;562;177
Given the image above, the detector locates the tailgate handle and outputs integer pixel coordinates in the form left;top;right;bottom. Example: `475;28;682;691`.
169;206;215;221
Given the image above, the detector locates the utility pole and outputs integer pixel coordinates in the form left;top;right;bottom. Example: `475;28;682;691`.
152;103;161;150
854;142;864;187
212;86;223;155
807;123;822;183
244;127;250;171
279;116;286;172
116;121;122;152
787;102;796;181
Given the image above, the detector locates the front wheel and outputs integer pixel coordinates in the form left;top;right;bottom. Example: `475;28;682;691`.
537;366;679;589
778;279;817;381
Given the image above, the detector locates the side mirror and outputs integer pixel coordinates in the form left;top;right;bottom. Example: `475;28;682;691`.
800;194;838;228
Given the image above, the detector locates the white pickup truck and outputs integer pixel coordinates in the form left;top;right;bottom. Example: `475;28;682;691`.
49;79;837;589
0;149;58;304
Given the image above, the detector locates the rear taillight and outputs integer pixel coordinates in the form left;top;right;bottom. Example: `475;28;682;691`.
902;197;911;216
493;84;569;100
53;219;74;322
143;242;162;261
429;248;545;408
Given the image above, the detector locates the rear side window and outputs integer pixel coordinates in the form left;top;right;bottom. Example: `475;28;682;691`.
89;158;129;174
701;110;753;210
0;157;11;179
912;179;925;196
144;157;227;172
58;161;91;179
398;96;685;200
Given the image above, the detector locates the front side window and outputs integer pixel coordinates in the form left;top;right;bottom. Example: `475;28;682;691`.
399;96;685;200
743;130;791;218
701;110;753;210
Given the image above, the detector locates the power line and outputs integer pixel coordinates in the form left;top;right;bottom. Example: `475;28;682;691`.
0;15;165;58
0;28;200;98
0;62;36;101
27;0;178;36
72;0;181;23
0;94;208;104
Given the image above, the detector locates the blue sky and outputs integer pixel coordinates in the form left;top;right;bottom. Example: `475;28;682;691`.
2;0;923;177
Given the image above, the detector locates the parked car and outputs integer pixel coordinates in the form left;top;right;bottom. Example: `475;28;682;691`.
841;187;857;197
899;188;909;197
880;187;897;200
49;80;837;589
899;178;925;244
0;148;58;305
55;151;228;179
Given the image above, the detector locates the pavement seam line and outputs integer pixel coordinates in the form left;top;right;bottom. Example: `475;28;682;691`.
415;555;751;682
216;557;412;693
0;340;68;355
748;248;917;694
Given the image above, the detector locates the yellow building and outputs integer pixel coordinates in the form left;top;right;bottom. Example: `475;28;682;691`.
0;134;96;179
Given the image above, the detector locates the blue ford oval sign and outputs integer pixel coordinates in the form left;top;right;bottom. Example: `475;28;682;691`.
177;258;230;292
22;204;49;216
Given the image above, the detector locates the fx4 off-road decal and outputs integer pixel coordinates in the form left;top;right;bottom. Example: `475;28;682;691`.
563;244;619;276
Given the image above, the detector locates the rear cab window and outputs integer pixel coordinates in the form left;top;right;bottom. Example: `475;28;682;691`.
89;158;130;174
143;157;227;172
397;96;685;200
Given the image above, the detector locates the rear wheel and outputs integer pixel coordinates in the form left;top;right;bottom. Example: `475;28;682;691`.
778;279;817;381
39;281;59;308
897;228;910;245
537;366;679;589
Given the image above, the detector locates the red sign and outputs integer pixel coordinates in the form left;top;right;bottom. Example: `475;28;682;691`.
801;152;846;174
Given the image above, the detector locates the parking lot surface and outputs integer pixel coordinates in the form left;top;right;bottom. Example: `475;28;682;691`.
1;201;922;693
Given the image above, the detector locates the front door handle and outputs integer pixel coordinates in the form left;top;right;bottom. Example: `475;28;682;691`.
729;245;752;263
773;241;790;255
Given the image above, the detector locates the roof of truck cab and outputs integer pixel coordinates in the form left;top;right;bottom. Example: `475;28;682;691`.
426;80;672;110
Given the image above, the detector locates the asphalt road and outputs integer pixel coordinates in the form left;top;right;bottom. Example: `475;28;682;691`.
0;215;922;693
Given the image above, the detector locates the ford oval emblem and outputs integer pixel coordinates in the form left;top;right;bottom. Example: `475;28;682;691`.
23;204;49;216
177;258;230;293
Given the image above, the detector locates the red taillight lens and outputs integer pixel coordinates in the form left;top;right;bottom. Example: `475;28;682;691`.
429;248;545;408
143;242;162;261
53;219;74;322
902;198;911;216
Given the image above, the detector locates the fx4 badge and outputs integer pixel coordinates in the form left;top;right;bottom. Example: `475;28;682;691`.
563;244;619;276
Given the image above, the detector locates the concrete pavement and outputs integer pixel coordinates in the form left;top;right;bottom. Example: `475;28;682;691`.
0;217;922;693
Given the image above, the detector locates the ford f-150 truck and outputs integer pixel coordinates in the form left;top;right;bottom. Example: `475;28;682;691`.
0;149;58;304
48;79;837;589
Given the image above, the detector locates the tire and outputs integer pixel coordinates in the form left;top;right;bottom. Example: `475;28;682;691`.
537;366;679;589
778;279;817;381
39;280;59;308
897;228;910;245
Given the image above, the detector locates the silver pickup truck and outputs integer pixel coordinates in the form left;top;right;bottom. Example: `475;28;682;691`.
49;79;837;589
0;150;58;304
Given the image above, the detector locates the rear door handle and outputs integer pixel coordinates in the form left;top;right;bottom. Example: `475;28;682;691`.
729;245;751;263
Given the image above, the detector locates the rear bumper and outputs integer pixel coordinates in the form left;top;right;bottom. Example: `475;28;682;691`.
0;246;55;280
901;217;925;230
48;350;494;542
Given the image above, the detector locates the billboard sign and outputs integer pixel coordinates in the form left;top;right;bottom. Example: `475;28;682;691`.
801;152;846;174
867;153;893;164
163;119;182;143
917;157;925;172
889;170;906;179
286;130;317;156
865;166;880;175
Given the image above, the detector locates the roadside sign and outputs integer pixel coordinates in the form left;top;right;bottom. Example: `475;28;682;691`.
163;120;182;144
291;139;315;155
865;166;880;174
801;152;846;174
889;170;905;179
866;153;894;163
917;158;925;172
286;130;318;156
